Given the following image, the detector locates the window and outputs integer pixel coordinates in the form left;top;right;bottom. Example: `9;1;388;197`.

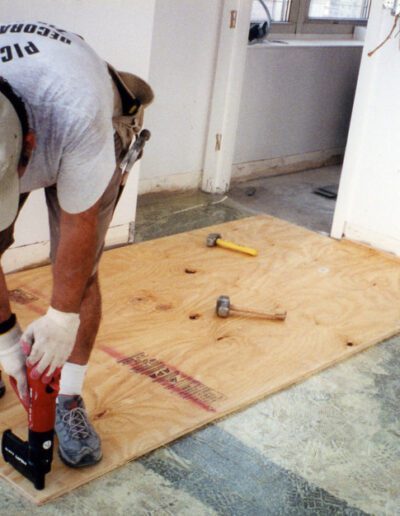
308;0;371;20
265;1;291;22
251;1;291;23
251;0;370;37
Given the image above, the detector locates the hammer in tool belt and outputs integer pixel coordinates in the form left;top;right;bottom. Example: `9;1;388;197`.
120;128;151;180
216;295;286;321
206;233;258;257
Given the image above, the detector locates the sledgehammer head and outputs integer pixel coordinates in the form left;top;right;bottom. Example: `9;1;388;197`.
206;233;221;247
216;295;230;318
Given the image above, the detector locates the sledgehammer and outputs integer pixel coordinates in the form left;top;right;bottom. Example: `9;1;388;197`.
216;295;286;321
206;233;258;256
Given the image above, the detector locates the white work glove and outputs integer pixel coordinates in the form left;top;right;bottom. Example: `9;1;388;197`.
22;307;80;380
0;321;28;402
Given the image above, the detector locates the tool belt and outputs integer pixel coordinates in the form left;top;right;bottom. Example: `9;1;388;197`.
108;63;154;151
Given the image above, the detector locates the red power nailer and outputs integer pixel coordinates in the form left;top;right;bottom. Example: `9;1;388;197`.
1;365;60;490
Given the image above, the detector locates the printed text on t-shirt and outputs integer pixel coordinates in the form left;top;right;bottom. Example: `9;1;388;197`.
0;24;71;45
0;42;39;62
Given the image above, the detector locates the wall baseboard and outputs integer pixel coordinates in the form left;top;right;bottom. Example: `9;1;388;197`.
139;171;201;195
342;223;400;258
231;148;344;183
139;150;343;196
2;242;51;275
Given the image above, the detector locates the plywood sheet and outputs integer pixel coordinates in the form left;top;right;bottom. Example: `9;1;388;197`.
1;215;400;504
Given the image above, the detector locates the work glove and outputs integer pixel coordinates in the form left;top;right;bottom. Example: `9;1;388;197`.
22;307;80;382
0;320;28;403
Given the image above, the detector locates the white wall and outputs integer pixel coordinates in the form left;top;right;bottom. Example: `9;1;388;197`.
233;41;363;178
2;1;155;272
140;11;363;193
139;0;223;194
332;3;400;256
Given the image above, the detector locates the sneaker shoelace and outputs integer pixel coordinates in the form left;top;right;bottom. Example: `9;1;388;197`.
63;407;91;439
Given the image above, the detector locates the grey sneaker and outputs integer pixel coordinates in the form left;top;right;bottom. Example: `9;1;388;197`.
55;395;102;468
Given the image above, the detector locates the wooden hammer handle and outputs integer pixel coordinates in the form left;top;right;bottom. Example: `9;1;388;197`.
230;304;287;321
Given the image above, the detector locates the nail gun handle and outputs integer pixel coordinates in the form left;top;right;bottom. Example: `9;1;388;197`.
9;376;29;411
28;366;61;433
9;367;61;412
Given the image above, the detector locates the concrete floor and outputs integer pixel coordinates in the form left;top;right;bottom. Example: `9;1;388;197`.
2;165;400;515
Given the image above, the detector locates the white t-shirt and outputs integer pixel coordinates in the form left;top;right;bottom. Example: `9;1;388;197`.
0;21;115;213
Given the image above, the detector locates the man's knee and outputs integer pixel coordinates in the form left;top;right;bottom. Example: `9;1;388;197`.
86;272;99;289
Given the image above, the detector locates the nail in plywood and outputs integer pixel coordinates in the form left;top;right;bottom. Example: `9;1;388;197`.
1;215;400;504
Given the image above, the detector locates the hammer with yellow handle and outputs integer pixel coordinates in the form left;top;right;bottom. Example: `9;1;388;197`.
206;233;258;257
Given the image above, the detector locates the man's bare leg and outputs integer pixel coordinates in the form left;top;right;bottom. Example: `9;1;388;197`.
56;272;103;467
68;272;101;365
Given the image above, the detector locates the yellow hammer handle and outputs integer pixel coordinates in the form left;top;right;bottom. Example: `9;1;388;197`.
216;238;258;256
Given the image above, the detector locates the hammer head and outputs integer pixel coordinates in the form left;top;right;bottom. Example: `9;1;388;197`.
206;233;222;247
216;295;230;318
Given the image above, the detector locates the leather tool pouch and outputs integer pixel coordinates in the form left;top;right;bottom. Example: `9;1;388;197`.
108;64;154;152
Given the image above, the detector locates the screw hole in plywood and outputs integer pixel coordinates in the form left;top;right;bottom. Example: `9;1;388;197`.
189;313;201;320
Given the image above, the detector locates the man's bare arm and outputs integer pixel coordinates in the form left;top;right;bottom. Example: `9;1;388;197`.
51;200;101;314
21;200;101;379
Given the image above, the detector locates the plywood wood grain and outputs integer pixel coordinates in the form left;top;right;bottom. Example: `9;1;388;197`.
1;215;399;504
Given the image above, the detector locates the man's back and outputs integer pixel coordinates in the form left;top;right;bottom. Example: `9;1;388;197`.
0;22;115;213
